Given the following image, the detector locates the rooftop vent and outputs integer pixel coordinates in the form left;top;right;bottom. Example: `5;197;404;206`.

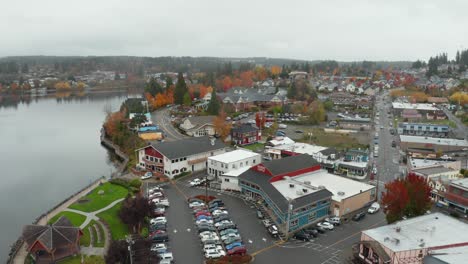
303;189;308;193
304;181;311;185
289;184;295;188
396;226;401;233
318;185;325;189
337;191;345;196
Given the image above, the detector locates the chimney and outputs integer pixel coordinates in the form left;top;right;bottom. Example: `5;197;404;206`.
210;137;215;146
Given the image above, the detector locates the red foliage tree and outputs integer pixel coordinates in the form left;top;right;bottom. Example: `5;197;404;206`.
255;112;266;129
381;173;432;223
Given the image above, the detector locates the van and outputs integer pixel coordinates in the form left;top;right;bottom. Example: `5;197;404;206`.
368;202;380;214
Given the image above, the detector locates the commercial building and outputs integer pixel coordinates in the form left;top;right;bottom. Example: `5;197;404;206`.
445;178;468;214
238;155;333;236
136;137;227;178
397;123;449;137
355;213;468;264
238;155;375;236
399;135;468;154
392;102;444;119
207;149;261;191
264;142;338;167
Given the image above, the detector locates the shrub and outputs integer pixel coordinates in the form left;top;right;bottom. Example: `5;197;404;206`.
109;178;130;188
129;179;142;188
450;211;460;218
173;171;191;180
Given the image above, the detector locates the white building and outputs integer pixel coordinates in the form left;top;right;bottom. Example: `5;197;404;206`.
357;213;468;264
179;116;216;137
208;149;261;191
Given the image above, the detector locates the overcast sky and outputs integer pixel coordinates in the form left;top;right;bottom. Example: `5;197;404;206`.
1;0;467;61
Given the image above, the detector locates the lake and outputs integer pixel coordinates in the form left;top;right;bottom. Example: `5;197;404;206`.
0;92;134;260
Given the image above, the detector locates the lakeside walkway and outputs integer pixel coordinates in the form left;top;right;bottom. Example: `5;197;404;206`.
11;178;106;264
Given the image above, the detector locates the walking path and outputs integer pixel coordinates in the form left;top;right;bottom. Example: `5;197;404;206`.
64;198;124;229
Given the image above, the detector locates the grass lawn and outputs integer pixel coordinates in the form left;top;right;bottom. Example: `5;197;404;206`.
300;128;368;150
58;255;104;264
48;211;86;227
80;220;105;247
80;224;91;247
242;143;264;152
69;182;128;212
97;202;129;240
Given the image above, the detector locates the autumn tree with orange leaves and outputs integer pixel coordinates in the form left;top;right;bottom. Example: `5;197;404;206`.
213;111;232;141
381;173;432;224
270;65;281;77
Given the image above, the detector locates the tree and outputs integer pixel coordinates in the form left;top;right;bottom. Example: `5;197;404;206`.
287;82;297;99
307;101;326;125
183;92;192;106
456;51;461;64
427;57;438;77
114;72;120;80
130;114;148;129
118;194;155;234
381;173;432;224
165;76;173;89
145;77;163;96
174;72;188;105
323;100;334;111
207;89;220;115
76;82;86;90
270;65;281;77
105;240;128;264
213;111;232;141
54;81;71;90
450;92;468;106
255;112;266;129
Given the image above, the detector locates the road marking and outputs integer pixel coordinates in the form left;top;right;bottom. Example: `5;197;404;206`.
187;228;191;232
251;241;285;257
170;180;188;200
262;238;267;242
174;229;177;233
248;239;253;244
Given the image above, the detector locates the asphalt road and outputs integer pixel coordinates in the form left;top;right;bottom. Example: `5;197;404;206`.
151;108;187;142
159;176;386;264
440;106;468;140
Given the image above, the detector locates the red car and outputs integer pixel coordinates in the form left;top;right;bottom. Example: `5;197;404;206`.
195;211;211;217
149;230;166;237
227;246;246;256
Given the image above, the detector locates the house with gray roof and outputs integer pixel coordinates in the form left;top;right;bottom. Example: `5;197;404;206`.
136;136;227;178
179;115;216;137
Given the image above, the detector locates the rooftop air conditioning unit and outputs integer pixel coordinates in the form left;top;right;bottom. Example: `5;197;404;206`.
337;191;345;196
289;184;295;188
303;189;308;193
304;181;311;185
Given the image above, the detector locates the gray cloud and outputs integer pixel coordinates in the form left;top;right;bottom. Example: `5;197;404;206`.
1;0;467;61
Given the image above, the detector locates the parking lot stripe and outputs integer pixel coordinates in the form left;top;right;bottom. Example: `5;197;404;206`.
251;241;285;257
325;218;386;249
171;180;188;200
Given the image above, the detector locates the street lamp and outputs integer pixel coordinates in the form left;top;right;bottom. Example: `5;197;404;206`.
205;173;215;201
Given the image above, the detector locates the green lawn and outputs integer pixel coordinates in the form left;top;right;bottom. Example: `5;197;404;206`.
97;202;129;240
48;211;86;227
69;182;128;212
80;224;91;247
300;128;368;151
242;143;264;152
58;255;104;264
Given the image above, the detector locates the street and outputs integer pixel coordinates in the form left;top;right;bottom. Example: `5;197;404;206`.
440;106;468;140
151;108;187;141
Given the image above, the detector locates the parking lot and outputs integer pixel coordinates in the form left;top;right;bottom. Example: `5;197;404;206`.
154;176;387;264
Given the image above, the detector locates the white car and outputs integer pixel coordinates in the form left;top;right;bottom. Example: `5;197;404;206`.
196;219;214;225
325;216;341;225
150;243;167;252
189;178;201;187
199;231;217;238
150;217;167;225
278;124;287;129
215;220;233;227
368;202;380;214
189;201;205;208
149;187;162;194
141;172;153;180
221;233;241;241
205;249;226;259
203;244;223;252
158;252;173;262
201;234;220;243
211;209;228;217
317;222;334;230
154;199;170;207
149;192;164;199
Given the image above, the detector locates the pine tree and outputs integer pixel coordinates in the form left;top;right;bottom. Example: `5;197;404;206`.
165;76;173;90
183;92;192;106
456;51;460;64
174;72;187;105
207;89;220;115
287;82;297;99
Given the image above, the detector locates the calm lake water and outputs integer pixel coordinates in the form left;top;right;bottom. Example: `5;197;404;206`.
0;92;133;260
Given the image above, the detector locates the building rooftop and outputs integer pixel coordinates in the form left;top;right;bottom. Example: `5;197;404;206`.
272;170;375;202
209;149;260;164
272;142;328;155
413;165;456;176
409;157;456;169
363;213;468;253
337;161;368;169
231;124;258;134
222;167;250;177
392;102;439;111
424;245;468;264
144;136;227;159
268;136;295;146
451;178;468;190
400;135;468;147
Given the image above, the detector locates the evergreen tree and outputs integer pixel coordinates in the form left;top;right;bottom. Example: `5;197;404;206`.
183;92;192;106
207;89;220;115
456;51;461;64
174;72;188;105
287;82;297;99
145;77;163;96
426;57;438;77
165;76;173;89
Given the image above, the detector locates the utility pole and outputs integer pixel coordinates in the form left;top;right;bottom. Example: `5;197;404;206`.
285;199;293;238
126;235;134;264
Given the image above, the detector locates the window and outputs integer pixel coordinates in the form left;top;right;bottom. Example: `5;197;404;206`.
240;162;243;167
171;160;175;163
224;178;230;182
308;212;317;221
290;219;298;226
145;155;149;160
246;161;249;165
253;159;256;164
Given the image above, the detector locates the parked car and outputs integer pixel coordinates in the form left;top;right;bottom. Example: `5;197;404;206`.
189;201;205;208
152;233;169;242
221;233;241;242
262;219;272;228
203;243;223;252
158;252;174;263
215;220;234;227
196;215;213;221
303;228;318;237
256;210;264;219
225;242;243;251
214;215;230;223
195;210;211;217
224;237;243;247
199;231;217;238
220;228;238;236
141;172;153;180
153;207;165;217
267;225;279;237
154;199;170;207
196;219;214;225
209;199;224;206
149;192;164;199
212;209;228;217
227;246;247;256
317;222;334;230
279;124;287;129
293;232;311;241
315;227;326;234
352;211;366;221
198;225;216;233
150;217;167;225
150;243;167;254
218;223;236;231
325;216;341;225
205;249;226;259
368;202;380;214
